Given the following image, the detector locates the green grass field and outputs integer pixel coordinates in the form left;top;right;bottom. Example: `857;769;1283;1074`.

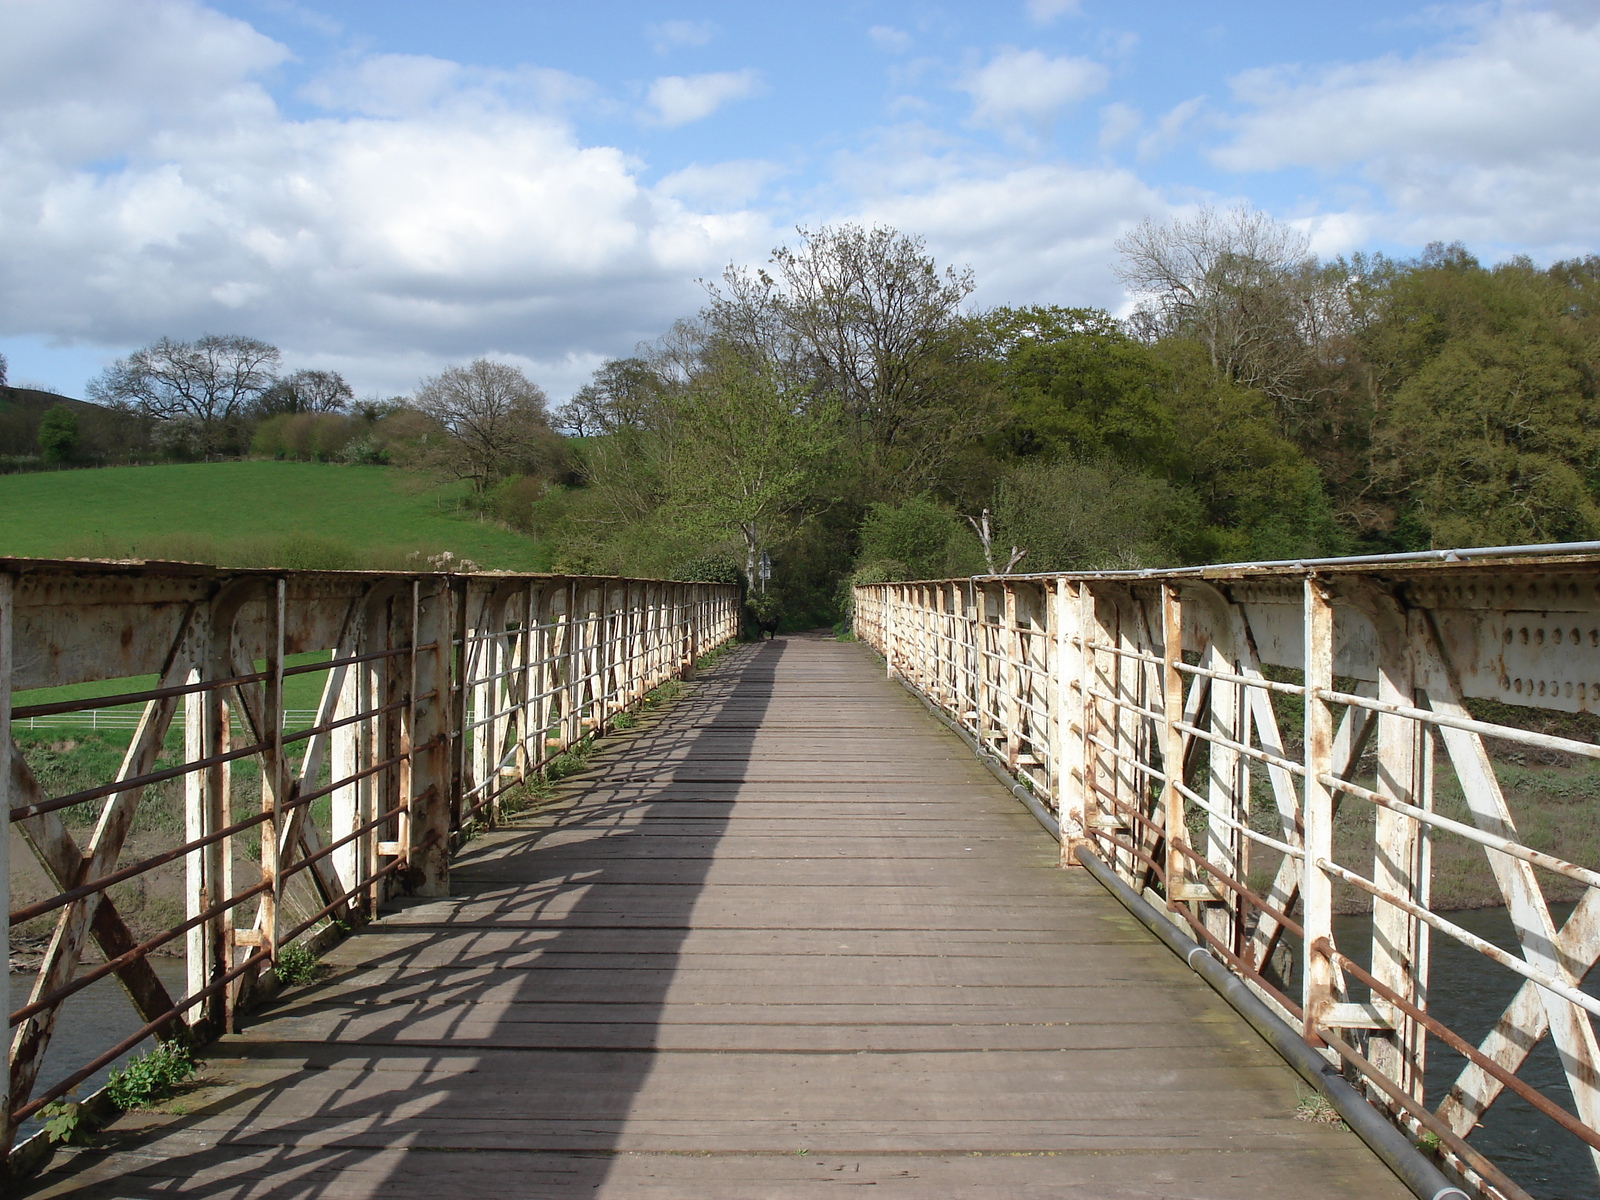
0;460;549;571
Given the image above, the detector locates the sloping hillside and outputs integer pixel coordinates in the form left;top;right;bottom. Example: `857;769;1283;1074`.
0;460;550;570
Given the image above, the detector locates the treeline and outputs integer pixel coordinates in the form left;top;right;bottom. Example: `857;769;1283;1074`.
509;214;1600;627
9;209;1598;632
0;338;570;494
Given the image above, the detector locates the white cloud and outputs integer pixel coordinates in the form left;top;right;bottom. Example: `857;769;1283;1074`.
1025;0;1080;25
302;53;463;116
0;1;773;397
869;25;913;53
1136;96;1205;160
827;126;1173;310
256;0;341;37
657;160;783;209
1210;6;1600;253
646;19;717;54
0;0;287;163
959;48;1109;131
302;55;597;119
856;160;1170;309
1097;101;1141;148
644;69;763;127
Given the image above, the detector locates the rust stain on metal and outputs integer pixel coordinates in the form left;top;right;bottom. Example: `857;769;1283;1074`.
3;557;739;1162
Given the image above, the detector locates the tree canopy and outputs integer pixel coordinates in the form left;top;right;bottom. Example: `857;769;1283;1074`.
39;215;1600;635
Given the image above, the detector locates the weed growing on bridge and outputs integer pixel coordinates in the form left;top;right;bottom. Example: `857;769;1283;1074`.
105;1040;194;1111
1293;1092;1346;1128
274;941;323;986
545;735;595;783
37;1100;87;1145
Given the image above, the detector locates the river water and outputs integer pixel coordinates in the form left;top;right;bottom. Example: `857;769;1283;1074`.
13;956;187;1143
1334;906;1598;1200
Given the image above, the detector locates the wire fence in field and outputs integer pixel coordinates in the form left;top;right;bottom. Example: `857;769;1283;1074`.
15;708;323;733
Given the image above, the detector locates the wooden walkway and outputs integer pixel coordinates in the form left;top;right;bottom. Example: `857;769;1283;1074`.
27;638;1409;1199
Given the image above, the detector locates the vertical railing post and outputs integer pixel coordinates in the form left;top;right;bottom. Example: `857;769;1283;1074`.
1160;584;1186;896
1206;639;1244;949
447;576;468;834
1302;576;1337;1046
470;589;494;819
1002;584;1021;771
409;579;452;896
261;579;287;972
205;633;236;1027
330;621;362;908
885;585;897;678
1055;578;1087;866
973;585;990;743
1369;603;1427;1098
962;582;978;735
0;570;14;1149
517;584;535;783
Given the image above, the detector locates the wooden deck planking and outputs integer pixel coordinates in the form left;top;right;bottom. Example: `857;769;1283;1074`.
24;637;1410;1199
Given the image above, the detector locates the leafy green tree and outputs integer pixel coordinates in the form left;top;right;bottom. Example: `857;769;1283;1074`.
555;358;666;436
660;354;843;588
1158;341;1342;562
855;496;982;580
1376;333;1600;546
37;404;78;463
1362;248;1600;548
992;459;1202;572
981;306;1174;464
703;224;991;494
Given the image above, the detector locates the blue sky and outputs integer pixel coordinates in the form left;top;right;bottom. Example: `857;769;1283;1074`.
3;0;1597;400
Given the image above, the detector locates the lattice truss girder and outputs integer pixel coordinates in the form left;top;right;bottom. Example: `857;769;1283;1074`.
860;561;1600;1194
2;562;738;1151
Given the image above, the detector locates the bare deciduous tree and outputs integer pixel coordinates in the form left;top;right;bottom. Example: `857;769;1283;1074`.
414;358;552;492
1114;206;1349;426
553;357;666;437
255;369;354;416
88;334;281;453
700;224;987;492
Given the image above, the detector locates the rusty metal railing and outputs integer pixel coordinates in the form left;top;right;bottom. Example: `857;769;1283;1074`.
1;560;738;1160
856;548;1600;1200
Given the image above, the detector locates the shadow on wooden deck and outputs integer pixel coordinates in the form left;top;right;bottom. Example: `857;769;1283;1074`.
22;643;781;1198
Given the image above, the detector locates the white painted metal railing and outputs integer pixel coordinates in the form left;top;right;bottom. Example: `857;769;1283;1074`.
856;549;1600;1200
1;561;738;1164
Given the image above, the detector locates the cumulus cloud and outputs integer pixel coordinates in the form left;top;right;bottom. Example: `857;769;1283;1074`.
1025;0;1080;24
302;54;597;119
831;128;1173;310
646;19;717;54
0;0;772;397
1098;101;1141;148
959;48;1109;132
868;25;913;53
656;160;784;209
1137;96;1205;161
644;69;763;127
1210;5;1600;253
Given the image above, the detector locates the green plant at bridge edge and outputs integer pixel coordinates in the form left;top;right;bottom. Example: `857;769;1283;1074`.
104;1039;194;1111
37;1100;88;1145
275;940;323;986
